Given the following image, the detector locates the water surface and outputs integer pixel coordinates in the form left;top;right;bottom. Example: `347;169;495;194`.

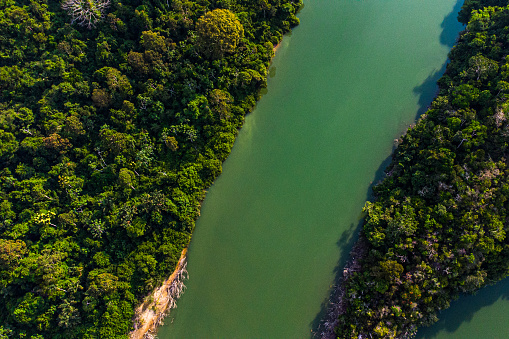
158;1;464;337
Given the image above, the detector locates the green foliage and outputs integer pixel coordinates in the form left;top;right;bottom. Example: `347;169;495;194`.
0;0;301;337
336;3;509;338
196;9;245;59
457;0;505;24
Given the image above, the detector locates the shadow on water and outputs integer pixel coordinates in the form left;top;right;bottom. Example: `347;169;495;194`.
413;0;465;121
413;67;444;120
440;0;464;48
310;153;393;336
309;220;359;337
310;1;467;336
417;277;509;338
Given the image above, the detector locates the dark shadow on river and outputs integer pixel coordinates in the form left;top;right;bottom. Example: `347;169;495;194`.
310;153;392;337
310;0;466;337
309;221;359;337
413;0;465;121
440;0;464;48
417;278;509;338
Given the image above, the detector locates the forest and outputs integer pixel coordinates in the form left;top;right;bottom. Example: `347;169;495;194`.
334;0;509;338
0;0;301;337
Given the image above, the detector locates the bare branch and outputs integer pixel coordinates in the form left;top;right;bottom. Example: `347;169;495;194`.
62;0;110;29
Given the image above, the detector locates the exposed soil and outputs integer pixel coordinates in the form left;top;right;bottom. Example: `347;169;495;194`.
130;248;188;339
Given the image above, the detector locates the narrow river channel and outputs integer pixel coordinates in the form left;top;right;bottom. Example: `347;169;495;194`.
158;1;465;337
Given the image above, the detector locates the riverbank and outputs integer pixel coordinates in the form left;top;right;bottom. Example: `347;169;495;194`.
130;37;288;339
316;236;368;338
130;248;188;339
130;25;298;339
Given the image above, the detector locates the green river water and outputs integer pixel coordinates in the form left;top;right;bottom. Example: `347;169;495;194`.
155;1;509;338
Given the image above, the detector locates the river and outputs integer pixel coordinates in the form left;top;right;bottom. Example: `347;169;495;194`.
158;1;465;338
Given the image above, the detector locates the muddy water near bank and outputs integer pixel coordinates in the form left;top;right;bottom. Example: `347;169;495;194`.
158;1;464;337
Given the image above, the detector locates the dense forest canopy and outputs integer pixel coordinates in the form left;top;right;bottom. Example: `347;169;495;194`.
335;1;509;338
0;0;301;337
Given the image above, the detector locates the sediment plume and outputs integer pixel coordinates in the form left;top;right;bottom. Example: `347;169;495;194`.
130;248;188;339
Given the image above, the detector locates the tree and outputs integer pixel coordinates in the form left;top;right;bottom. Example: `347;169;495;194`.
162;129;179;151
127;51;149;75
91;88;111;108
118;168;135;190
62;116;85;138
140;31;167;53
101;67;133;97
466;54;498;81
458;0;501;24
43;133;71;154
209;89;233;119
99;127;133;154
0;130;18;158
62;0;110;29
0;239;26;269
196;9;244;59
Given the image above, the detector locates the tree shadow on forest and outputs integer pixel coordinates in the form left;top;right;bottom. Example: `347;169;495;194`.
310;0;467;336
416;278;509;338
413;0;465;121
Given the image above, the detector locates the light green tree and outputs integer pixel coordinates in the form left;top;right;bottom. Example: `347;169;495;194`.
196;9;244;59
118;168;135;189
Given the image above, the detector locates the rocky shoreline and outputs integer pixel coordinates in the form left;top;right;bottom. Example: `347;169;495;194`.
316;235;368;338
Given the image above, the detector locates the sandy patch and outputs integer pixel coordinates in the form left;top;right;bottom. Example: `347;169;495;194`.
130;248;188;339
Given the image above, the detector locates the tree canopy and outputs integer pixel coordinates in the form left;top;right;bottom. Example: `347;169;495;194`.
196;8;245;59
0;0;301;337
